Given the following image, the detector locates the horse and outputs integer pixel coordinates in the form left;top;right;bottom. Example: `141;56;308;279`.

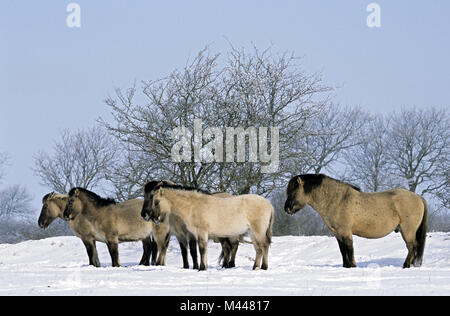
284;174;428;268
39;192;158;266
145;181;239;269
141;181;274;271
62;188;169;267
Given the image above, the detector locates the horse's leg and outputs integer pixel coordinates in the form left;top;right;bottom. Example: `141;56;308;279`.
336;237;349;267
400;228;417;268
252;243;263;270
139;236;152;266
218;238;231;268
106;240;120;267
261;242;269;270
343;236;356;268
229;237;240;268
336;235;356;268
197;232;208;271
156;232;171;266
177;236;190;269
150;236;158;265
248;232;263;270
188;237;199;270
82;239;101;267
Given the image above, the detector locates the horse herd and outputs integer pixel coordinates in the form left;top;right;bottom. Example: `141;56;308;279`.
38;174;428;271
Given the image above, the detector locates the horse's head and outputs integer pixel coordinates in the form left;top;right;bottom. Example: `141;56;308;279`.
63;188;83;221
38;192;67;228
284;176;308;215
141;181;168;225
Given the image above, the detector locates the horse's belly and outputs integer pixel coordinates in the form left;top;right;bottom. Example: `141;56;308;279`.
209;219;248;237
352;220;398;239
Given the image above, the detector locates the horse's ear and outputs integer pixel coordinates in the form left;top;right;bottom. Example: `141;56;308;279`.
296;177;303;186
50;192;56;198
73;189;80;197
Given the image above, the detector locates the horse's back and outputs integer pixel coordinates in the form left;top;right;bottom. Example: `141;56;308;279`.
202;194;273;237
237;194;274;221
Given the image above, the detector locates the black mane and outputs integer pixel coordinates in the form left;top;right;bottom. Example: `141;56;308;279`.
289;174;361;194
42;192;53;203
69;187;116;207
144;180;211;195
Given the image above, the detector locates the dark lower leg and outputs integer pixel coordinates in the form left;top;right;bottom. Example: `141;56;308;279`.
107;241;120;267
229;239;239;268
83;239;100;267
403;242;415;268
189;238;199;270
139;237;152;266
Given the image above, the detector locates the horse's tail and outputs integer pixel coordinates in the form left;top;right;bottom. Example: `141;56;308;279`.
265;207;274;245
414;197;428;267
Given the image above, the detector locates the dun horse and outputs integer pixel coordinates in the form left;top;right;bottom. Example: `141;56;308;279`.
39;192;158;266
62;188;169;267
284;174;428;268
148;181;240;269
213;192;240;269
141;181;274;271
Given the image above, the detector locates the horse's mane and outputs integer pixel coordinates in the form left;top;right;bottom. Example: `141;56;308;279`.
144;180;212;195
68;187;117;207
42;192;67;203
290;174;361;194
42;192;54;203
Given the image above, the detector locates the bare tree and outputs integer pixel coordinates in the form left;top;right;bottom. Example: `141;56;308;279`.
33;126;118;193
387;107;449;195
297;103;370;175
434;158;450;209
344;115;399;191
0;185;33;218
102;46;332;196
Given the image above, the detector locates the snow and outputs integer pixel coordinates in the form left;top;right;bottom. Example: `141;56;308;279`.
1;232;450;295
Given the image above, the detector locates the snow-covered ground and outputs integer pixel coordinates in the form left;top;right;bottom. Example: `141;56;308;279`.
0;232;449;295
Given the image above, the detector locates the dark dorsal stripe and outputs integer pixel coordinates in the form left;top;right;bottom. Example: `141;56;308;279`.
69;187;117;207
144;180;211;195
288;174;361;195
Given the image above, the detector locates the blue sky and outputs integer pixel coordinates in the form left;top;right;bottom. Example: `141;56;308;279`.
1;1;449;208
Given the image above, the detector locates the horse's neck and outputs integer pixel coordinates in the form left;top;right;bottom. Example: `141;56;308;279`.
79;196;104;218
164;190;197;215
53;198;68;218
308;181;341;215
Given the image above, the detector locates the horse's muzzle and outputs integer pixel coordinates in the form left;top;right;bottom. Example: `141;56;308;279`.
284;201;294;215
38;221;48;229
141;212;152;222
